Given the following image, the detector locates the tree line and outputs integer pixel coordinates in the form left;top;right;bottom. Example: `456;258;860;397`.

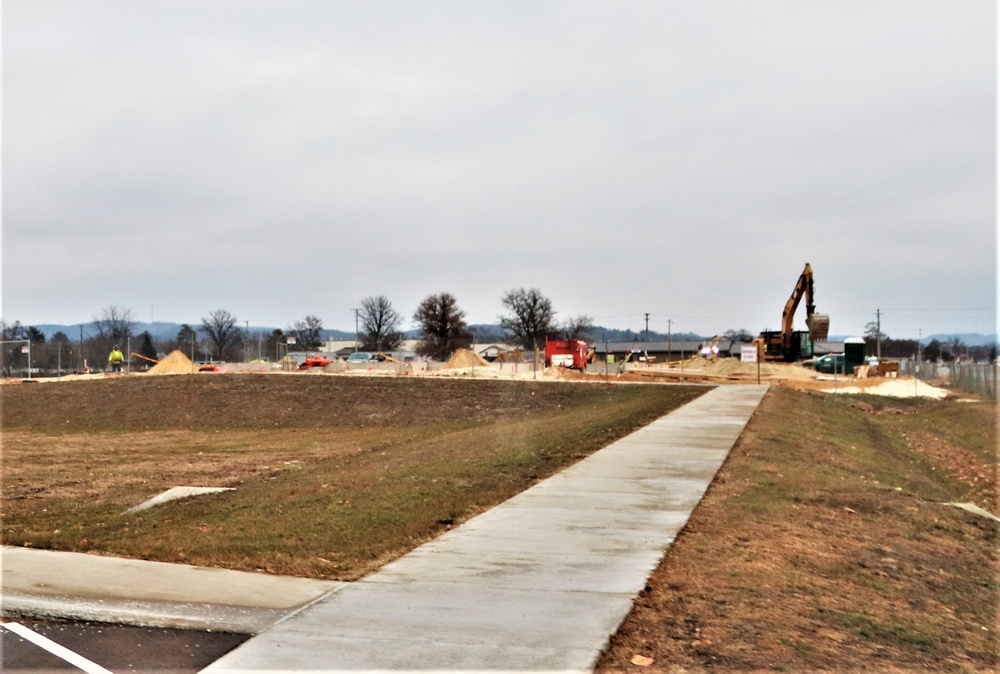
863;321;997;363
4;296;993;375
0;288;595;372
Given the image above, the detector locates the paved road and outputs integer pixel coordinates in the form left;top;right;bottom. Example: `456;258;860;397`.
1;619;248;672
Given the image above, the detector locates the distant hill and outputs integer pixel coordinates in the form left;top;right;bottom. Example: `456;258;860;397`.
828;333;998;346
33;322;191;341
27;321;995;347
30;322;355;342
924;333;997;346
28;321;708;344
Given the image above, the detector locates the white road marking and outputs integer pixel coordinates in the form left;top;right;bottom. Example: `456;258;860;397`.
1;621;114;674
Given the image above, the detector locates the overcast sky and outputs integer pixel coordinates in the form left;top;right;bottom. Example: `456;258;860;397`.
3;1;996;339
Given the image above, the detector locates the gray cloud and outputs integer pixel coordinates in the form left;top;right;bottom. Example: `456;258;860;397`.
3;1;995;338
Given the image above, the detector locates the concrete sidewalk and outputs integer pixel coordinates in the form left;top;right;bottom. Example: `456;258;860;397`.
1;546;344;633
205;385;769;673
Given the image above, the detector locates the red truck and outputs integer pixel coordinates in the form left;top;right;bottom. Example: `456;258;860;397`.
544;340;590;371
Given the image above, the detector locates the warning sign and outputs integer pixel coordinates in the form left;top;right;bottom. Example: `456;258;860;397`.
740;345;758;363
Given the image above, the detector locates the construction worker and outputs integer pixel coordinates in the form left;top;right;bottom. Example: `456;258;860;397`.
108;345;125;373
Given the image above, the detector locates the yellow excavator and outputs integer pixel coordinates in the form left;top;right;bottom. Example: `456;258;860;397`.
755;263;830;362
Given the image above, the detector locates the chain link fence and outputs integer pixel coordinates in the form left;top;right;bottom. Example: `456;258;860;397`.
899;359;998;400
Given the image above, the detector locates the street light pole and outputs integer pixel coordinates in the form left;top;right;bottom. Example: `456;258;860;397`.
354;309;360;353
668;319;672;363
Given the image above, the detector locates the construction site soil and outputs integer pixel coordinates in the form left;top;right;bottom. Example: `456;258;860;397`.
10;353;952;400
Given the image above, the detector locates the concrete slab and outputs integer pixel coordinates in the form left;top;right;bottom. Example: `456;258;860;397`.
205;385;768;672
1;546;344;633
366;547;668;594
257;581;636;648
2;591;291;634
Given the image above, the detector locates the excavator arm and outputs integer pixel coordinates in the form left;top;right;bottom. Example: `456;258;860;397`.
780;263;812;352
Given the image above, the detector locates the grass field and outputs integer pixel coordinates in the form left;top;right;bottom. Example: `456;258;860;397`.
596;386;997;673
1;374;703;579
2;375;995;672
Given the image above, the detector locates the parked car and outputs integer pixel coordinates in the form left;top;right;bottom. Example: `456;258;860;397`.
346;352;378;363
804;353;846;374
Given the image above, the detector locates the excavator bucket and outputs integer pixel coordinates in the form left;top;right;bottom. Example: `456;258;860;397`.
808;313;830;341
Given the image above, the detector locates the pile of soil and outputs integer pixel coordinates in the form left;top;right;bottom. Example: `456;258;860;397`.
827;377;949;399
443;349;490;369
690;358;816;380
537;366;587;381
147;350;195;375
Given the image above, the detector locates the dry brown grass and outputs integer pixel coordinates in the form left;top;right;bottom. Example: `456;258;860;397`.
596;388;998;673
1;374;703;579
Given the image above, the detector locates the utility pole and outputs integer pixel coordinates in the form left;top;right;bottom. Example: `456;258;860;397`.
644;313;649;340
876;308;882;359
668;319;673;362
353;309;360;352
604;333;609;384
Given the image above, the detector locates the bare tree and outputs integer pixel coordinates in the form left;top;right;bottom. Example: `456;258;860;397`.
359;296;402;352
41;330;73;373
200;310;242;361
177;324;198;348
413;292;472;360
289;315;324;351
499;288;557;350
266;329;284;361
92;306;135;351
560;314;594;342
724;328;755;343
0;320;25;376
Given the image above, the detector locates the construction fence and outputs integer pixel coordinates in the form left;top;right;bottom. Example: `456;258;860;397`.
899;359;998;400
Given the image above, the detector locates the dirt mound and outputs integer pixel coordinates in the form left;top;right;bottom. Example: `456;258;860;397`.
826;377;949;399
444;349;490;369
538;366;587;380
694;358;816;380
634;358;817;383
147;350;195;375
